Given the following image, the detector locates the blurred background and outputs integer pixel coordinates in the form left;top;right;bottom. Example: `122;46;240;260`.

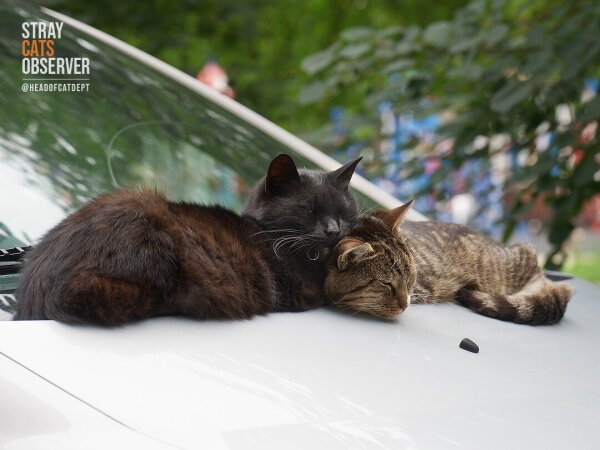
35;0;600;282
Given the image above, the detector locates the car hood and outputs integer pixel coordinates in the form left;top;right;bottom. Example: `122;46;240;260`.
1;277;599;450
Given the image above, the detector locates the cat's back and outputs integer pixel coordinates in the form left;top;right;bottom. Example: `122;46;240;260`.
401;220;484;240
16;189;275;323
15;190;175;318
29;189;177;273
42;189;174;246
399;220;540;297
20;188;254;270
399;220;509;257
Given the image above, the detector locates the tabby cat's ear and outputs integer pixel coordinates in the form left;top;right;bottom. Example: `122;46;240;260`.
337;238;375;271
329;156;362;190
265;154;301;195
383;200;414;232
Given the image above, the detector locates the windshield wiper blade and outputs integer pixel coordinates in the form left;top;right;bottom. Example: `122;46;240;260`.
0;246;33;276
0;246;33;262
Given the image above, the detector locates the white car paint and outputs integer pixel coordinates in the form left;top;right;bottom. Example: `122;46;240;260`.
1;277;599;450
0;356;174;449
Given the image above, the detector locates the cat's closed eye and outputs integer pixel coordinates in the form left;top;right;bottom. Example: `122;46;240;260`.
380;281;396;295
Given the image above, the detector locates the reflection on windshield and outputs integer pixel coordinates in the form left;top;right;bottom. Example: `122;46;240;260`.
0;2;318;247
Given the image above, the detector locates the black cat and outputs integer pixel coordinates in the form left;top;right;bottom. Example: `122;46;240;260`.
15;154;361;325
244;154;361;311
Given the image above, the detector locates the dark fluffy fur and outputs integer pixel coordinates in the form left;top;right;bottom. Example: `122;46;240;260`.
244;154;360;311
15;154;361;325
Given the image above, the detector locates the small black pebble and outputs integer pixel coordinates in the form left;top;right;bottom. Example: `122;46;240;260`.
460;338;479;353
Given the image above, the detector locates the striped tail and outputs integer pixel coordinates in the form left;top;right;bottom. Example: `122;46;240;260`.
457;274;572;325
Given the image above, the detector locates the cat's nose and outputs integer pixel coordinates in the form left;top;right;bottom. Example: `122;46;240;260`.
325;219;340;237
399;293;410;310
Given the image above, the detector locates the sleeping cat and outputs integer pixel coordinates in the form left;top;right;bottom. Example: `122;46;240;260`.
15;154;361;325
325;202;572;325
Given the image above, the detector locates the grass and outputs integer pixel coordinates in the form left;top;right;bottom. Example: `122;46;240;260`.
564;251;600;285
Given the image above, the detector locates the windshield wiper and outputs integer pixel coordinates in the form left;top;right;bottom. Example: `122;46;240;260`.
0;246;33;275
0;246;32;261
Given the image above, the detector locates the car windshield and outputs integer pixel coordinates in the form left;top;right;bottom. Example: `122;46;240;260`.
0;3;382;300
0;3;335;247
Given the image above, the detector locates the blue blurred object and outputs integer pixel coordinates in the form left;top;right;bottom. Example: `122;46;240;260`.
329;77;599;238
329;104;503;235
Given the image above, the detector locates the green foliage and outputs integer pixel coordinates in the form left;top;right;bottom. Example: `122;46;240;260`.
41;0;468;131
302;0;600;269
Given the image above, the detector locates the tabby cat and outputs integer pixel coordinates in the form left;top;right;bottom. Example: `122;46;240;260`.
325;202;572;325
15;154;361;325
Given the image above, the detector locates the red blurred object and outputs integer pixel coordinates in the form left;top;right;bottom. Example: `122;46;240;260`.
505;191;600;231
582;194;600;231
196;62;235;99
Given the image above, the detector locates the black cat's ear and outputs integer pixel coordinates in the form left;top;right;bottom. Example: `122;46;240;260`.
265;154;301;195
382;200;414;232
337;238;375;271
329;156;362;190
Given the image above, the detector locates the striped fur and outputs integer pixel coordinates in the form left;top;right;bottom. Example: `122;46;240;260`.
325;206;572;325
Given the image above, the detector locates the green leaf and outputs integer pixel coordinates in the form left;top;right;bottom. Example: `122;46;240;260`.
383;59;413;74
521;49;552;77
447;61;482;80
548;211;576;246
485;24;509;45
580;95;600;122
301;49;336;75
423;21;452;48
374;46;395;60
379;26;404;38
298;81;330;105
340;27;373;41
572;149;600;187
340;43;371;59
490;79;537;114
449;35;481;53
395;40;419;55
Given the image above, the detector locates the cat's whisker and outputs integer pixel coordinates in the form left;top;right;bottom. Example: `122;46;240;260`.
330;298;346;307
288;237;317;251
251;229;303;237
360;206;376;214
358;205;378;218
278;235;305;244
272;236;299;258
273;236;300;244
289;237;327;255
288;241;308;253
272;235;307;255
289;243;314;254
258;234;305;243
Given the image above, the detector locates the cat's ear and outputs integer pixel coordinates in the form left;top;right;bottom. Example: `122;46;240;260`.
329;156;362;190
265;154;300;195
382;200;414;232
337;238;375;271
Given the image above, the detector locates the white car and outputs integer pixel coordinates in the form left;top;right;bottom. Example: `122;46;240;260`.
1;4;599;450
